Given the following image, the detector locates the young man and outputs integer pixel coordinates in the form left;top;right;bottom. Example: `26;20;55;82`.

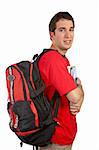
38;12;84;150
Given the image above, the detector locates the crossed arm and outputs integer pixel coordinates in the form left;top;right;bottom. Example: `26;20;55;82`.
66;79;84;115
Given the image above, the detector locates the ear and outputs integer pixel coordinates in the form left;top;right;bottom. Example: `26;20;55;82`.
49;31;55;40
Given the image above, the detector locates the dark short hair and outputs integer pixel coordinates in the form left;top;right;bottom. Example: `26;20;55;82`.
49;12;75;32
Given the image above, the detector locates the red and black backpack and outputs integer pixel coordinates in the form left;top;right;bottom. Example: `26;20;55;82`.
6;49;60;149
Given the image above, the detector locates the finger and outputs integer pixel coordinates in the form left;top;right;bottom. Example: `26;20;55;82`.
70;107;80;113
70;105;79;110
71;111;78;115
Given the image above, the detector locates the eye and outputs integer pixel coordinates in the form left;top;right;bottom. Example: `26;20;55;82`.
59;28;65;32
70;28;74;32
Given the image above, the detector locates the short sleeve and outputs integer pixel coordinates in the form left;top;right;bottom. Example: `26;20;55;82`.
48;57;77;96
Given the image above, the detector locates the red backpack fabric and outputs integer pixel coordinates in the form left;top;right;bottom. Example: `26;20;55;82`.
6;50;60;148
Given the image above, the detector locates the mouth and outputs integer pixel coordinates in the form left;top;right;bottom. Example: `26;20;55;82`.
64;40;72;45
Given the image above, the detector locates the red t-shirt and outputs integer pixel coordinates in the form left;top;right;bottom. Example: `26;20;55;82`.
38;50;77;145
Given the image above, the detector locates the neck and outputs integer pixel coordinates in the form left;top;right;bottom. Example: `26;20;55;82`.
50;44;67;56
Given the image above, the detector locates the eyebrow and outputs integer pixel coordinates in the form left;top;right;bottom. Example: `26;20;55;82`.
58;26;74;30
70;27;74;29
58;27;66;30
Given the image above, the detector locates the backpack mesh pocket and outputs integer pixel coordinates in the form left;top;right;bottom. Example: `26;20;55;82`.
12;101;36;132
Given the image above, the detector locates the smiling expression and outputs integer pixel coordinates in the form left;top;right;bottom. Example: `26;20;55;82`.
50;19;74;55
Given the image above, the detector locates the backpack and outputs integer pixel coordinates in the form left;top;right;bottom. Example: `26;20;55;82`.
6;49;60;149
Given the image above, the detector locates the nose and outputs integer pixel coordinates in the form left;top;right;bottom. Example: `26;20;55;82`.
64;30;71;38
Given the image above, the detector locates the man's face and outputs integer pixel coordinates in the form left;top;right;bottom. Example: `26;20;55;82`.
50;19;74;53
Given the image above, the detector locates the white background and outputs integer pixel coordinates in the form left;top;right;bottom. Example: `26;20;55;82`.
0;0;98;150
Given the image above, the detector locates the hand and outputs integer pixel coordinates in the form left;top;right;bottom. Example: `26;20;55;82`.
69;102;80;115
69;91;84;115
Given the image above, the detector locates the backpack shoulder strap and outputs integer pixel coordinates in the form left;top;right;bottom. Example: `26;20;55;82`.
51;92;60;118
32;49;56;62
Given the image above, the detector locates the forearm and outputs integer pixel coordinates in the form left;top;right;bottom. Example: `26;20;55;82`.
70;94;84;115
70;83;84;115
66;86;84;104
66;67;84;114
